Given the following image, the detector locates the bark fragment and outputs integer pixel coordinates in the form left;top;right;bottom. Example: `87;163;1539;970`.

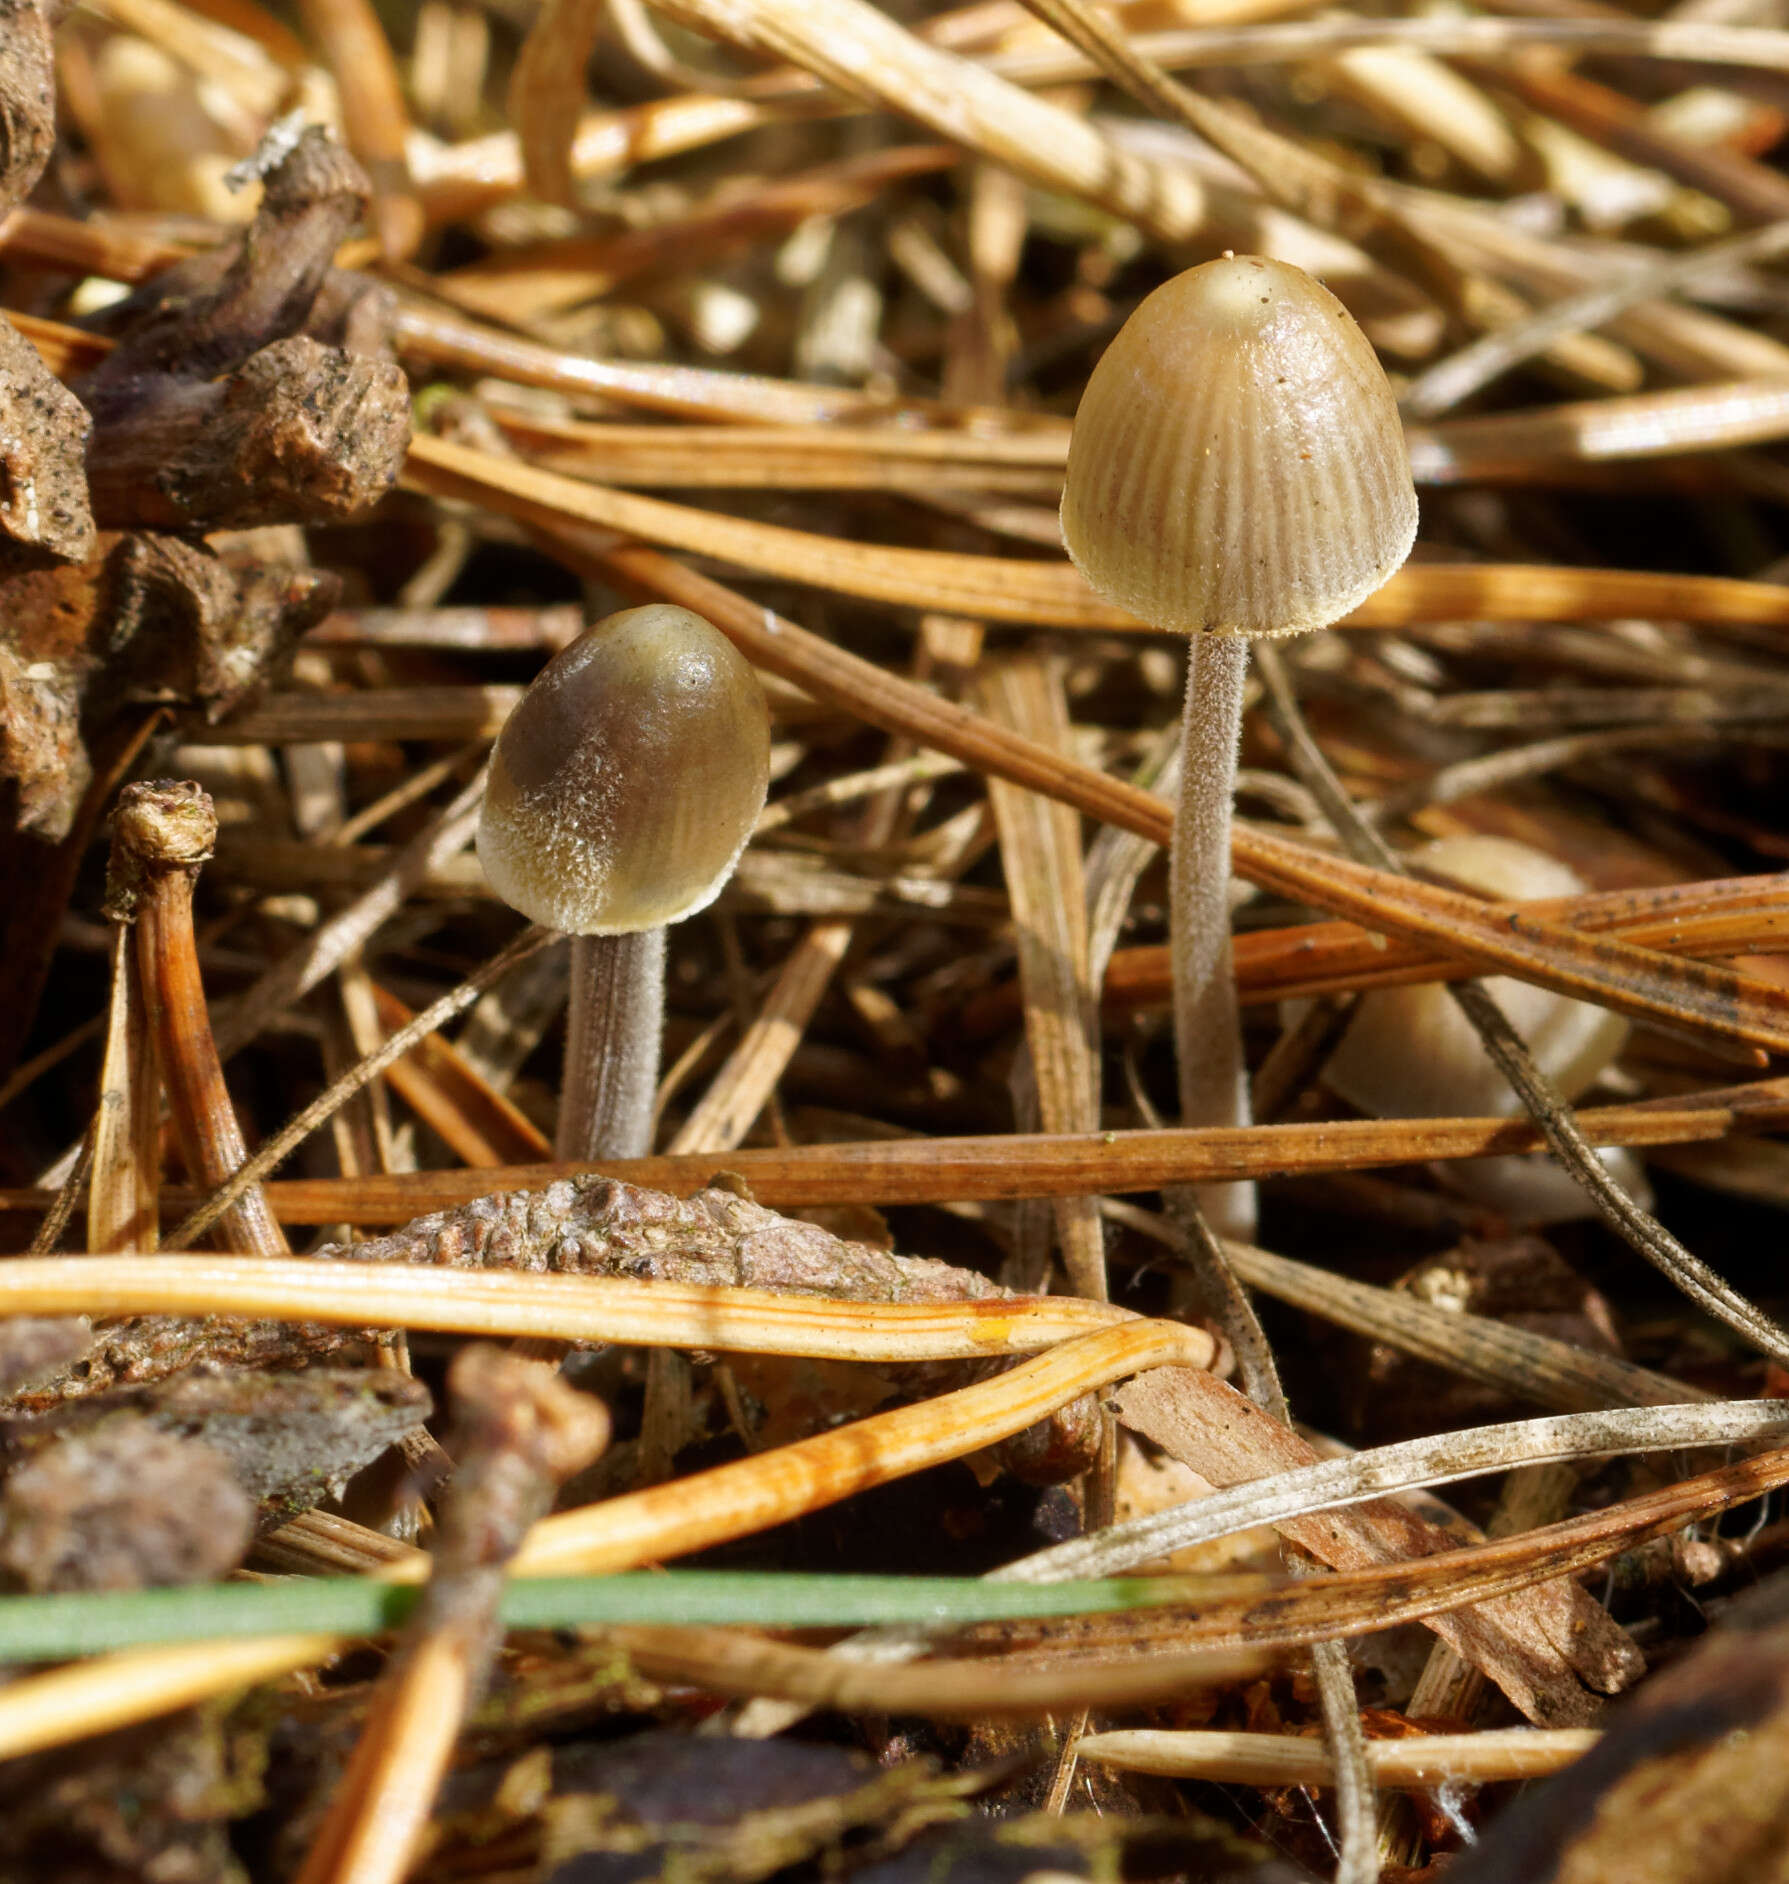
0;539;336;1074
0;1423;252;1592
0;1316;91;1398
85;335;410;532
3;1314;390;1413
0;0;55;216
1;1364;432;1525
76;126;409;534
323;1174;1011;1303
0;316;96;563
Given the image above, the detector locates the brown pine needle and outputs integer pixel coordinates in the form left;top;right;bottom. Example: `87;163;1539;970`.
81;1071;1781;1224
1128;874;1789;1014
406;434;1789;648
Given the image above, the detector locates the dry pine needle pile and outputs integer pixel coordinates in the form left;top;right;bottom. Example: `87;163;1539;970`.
7;0;1789;1880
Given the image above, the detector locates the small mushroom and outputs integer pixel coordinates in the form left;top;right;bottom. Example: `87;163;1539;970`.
1062;254;1417;1234
1292;835;1644;1227
1307;835;1630;1121
478;604;771;1160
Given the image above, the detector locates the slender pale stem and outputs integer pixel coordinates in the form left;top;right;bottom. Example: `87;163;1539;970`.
558;930;666;1161
1169;634;1255;1241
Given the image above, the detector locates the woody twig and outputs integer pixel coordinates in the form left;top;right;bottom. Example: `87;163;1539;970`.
103;782;287;1258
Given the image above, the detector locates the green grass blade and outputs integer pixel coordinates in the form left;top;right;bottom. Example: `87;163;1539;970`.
0;1569;1217;1662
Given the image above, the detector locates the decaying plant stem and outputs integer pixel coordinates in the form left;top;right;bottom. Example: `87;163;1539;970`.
83;336;410;533
105;782;287;1259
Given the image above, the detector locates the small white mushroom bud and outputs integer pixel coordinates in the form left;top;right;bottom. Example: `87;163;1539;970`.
1303;834;1631;1120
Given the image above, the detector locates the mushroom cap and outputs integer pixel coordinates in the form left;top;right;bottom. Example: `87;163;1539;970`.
477;604;771;934
1061;254;1418;636
1295;835;1631;1120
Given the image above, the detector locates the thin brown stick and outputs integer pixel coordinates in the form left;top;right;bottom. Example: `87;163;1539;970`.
107;783;287;1258
29;1072;1771;1224
1077;1727;1599;1788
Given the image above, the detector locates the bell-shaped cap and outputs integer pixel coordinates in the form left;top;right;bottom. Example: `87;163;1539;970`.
1061;255;1417;636
478;604;771;934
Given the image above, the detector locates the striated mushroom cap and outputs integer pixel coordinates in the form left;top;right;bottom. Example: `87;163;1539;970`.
478;604;770;934
1061;254;1417;636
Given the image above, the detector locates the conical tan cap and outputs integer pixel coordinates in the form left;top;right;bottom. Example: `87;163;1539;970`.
478;604;770;935
1061;255;1417;636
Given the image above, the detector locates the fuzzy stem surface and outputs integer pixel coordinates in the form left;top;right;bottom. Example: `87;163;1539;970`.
1170;635;1256;1241
558;929;666;1162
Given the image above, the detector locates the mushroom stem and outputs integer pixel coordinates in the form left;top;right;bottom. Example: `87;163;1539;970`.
1170;634;1255;1240
557;929;666;1162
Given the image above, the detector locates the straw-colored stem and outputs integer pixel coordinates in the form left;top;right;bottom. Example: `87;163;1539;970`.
558;929;665;1161
89;928;159;1254
1077;1727;1600;1788
1170;636;1254;1240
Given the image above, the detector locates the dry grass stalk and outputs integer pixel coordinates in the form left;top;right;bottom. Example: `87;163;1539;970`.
611;1626;1273;1716
86;926;158;1256
1076;1726;1600;1788
209;769;487;1062
979;656;1107;1302
170;923;554;1247
367;982;551;1167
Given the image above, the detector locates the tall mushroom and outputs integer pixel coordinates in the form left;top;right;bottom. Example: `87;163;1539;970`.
478;604;771;1160
1061;254;1417;1234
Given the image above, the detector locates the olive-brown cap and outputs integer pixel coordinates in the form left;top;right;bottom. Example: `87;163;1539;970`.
1061;255;1417;636
477;604;770;934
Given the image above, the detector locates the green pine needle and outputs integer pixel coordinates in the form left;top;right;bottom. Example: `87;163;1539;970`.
0;1569;1224;1662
